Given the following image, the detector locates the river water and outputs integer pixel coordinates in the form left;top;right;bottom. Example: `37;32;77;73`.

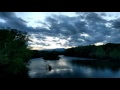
28;55;120;78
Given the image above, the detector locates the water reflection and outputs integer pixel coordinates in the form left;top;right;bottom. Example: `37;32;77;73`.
28;56;73;78
28;55;120;78
72;60;120;72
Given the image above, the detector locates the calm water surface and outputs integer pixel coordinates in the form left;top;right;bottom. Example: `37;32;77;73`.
28;55;120;78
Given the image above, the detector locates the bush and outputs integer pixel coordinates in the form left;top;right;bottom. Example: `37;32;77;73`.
0;28;32;78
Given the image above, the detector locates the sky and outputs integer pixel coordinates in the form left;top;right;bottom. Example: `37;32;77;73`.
0;12;120;50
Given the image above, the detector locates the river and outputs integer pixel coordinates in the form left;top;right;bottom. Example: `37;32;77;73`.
28;55;120;78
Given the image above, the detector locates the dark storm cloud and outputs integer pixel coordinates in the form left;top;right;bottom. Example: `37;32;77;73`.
0;12;27;30
106;18;120;43
1;12;120;47
0;12;50;34
35;34;47;41
58;12;109;45
74;21;88;33
111;19;120;29
85;13;107;23
0;22;6;28
45;15;78;36
35;42;50;46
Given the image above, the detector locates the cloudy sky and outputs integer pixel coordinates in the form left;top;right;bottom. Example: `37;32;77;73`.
0;12;120;50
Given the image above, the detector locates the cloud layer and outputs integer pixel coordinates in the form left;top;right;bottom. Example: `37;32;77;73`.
0;12;120;49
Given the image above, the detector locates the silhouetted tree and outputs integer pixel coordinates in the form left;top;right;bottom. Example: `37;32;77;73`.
0;28;32;78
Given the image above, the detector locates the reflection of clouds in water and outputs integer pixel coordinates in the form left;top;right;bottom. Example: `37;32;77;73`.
28;57;73;78
29;68;73;78
29;58;45;68
71;66;94;78
72;65;114;78
46;59;71;69
29;56;120;78
29;71;37;78
111;71;120;78
47;68;73;75
29;56;96;78
82;68;93;76
93;69;120;78
58;60;68;66
73;66;120;78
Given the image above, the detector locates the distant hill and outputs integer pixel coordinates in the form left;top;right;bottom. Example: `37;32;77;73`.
39;48;65;52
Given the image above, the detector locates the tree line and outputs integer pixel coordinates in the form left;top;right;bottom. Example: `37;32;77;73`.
31;43;120;61
31;50;63;60
64;43;120;61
